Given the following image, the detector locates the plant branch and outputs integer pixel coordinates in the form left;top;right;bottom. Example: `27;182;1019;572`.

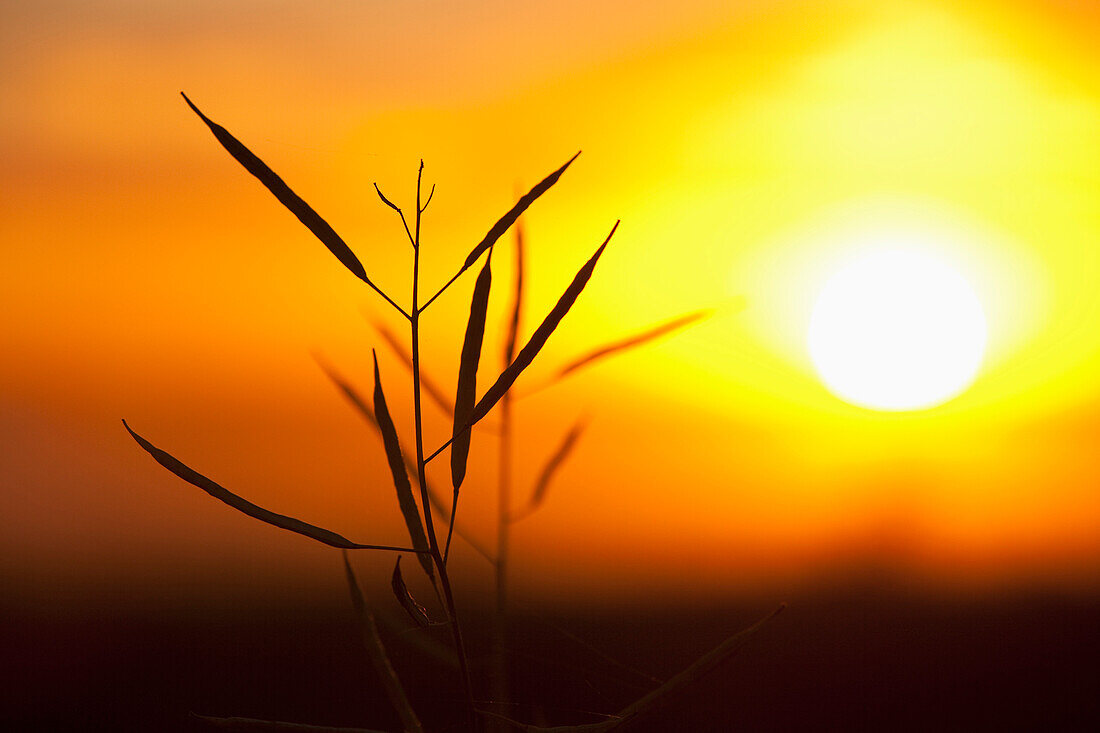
418;267;465;315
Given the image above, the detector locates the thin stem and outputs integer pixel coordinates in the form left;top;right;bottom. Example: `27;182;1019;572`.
423;418;473;464
418;267;463;315
424;438;451;465
490;387;514;728
443;489;459;564
408;160;479;731
488;215;522;731
372;285;412;321
410;161;433;547
432;558;477;730
399;212;416;249
349;545;425;553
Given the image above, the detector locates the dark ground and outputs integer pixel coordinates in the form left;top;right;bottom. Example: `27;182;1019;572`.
4;581;1100;732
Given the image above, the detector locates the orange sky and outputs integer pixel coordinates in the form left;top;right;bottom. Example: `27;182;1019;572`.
5;0;1100;610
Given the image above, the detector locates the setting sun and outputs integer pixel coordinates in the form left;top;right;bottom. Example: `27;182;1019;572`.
808;245;987;411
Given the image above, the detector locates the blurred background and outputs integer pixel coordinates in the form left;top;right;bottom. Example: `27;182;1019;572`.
4;0;1100;729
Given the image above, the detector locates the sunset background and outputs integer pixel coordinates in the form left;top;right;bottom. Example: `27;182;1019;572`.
4;0;1100;729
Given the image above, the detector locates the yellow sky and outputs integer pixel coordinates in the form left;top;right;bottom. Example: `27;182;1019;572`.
5;0;1100;607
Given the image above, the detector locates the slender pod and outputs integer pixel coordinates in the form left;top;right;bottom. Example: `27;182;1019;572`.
471;221;619;426
372;353;434;578
462;153;580;271
553;310;710;381
512;418;587;522
391;557;432;628
424;221;620;466
181;93;408;318
123;421;413;552
315;358;496;564
451;247;494;491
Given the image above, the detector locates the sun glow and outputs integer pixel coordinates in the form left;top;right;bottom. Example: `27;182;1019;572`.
808;247;988;411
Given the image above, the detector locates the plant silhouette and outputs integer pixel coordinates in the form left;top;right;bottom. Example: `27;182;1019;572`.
124;94;781;732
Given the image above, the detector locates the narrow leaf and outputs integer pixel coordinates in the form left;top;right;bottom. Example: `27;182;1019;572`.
181;93;371;285
371;319;454;416
123;420;408;551
554;310;710;381
513;418;587;522
391;556;432;628
451;248;493;491
372;353;434;579
470;221;619;427
461;152;580;272
503;217;525;367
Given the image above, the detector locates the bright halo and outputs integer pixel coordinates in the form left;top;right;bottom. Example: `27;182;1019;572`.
808;248;987;411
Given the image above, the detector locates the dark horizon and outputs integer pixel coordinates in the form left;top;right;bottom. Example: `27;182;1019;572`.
6;578;1099;731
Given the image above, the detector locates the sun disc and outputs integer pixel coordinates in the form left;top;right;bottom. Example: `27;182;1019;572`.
808;248;987;411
